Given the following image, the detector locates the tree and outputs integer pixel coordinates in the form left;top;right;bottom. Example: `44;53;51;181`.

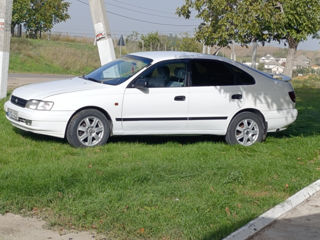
12;0;70;38
11;0;30;36
140;32;161;51
177;0;320;77
270;1;320;77
126;31;140;43
177;0;272;47
178;33;201;52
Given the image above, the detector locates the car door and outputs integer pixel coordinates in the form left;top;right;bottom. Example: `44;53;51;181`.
187;59;255;133
120;60;189;133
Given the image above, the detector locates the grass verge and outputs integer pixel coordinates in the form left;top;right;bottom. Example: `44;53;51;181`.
0;76;319;239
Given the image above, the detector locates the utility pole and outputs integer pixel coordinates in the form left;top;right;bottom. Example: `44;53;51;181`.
202;43;206;54
0;0;13;99
251;41;258;69
231;41;236;61
88;0;115;66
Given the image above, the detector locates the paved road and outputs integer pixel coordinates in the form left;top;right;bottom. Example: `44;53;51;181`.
8;73;74;90
250;191;320;240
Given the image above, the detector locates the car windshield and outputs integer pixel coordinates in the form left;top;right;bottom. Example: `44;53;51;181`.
83;55;152;85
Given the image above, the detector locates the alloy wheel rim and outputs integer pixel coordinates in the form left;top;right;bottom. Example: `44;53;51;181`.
77;116;104;146
235;119;259;146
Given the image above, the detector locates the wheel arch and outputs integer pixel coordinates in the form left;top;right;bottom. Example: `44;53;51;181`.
225;108;268;145
64;106;113;138
229;108;267;132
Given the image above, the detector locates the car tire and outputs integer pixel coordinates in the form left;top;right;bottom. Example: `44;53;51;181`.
225;112;264;146
66;109;110;147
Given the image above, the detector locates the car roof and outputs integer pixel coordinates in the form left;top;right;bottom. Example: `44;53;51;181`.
129;51;271;82
131;51;235;64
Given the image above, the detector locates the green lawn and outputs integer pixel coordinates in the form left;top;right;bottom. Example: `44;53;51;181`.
0;76;320;240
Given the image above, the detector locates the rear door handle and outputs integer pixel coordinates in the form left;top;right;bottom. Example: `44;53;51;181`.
231;94;242;100
174;96;186;101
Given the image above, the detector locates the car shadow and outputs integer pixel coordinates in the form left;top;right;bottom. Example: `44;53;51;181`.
201;217;253;240
13;127;225;146
109;135;225;145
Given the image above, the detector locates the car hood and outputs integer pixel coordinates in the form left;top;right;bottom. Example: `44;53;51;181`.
12;77;109;100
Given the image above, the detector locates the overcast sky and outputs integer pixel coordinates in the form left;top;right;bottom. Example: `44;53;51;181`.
52;0;320;51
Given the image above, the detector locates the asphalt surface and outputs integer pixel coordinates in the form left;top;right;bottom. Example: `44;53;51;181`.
250;191;320;240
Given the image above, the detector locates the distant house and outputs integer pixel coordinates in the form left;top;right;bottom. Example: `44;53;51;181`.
259;54;310;73
243;62;259;68
278;58;287;65
259;54;276;64
259;54;284;73
264;60;279;70
271;66;285;74
311;65;320;70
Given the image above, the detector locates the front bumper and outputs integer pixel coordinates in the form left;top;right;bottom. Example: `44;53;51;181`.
4;100;73;138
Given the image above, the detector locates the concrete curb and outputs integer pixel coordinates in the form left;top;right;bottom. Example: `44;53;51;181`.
223;179;320;240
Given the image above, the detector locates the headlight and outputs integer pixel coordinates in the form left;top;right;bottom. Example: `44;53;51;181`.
26;99;54;111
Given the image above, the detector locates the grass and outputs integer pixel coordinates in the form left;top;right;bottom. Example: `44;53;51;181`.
9;38;100;75
0;76;320;239
9;37;132;76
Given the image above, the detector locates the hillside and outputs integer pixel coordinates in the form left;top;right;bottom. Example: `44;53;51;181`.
9;38;100;75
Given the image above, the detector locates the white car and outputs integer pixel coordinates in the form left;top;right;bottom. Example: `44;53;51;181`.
4;51;298;147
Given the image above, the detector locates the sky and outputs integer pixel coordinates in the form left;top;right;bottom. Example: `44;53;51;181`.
52;0;320;51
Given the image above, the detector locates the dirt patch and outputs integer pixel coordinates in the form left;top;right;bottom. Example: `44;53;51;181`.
0;213;107;240
8;73;74;90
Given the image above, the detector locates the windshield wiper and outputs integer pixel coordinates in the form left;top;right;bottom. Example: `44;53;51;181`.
82;75;101;83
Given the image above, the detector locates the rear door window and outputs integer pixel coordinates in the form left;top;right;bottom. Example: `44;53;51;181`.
190;60;255;86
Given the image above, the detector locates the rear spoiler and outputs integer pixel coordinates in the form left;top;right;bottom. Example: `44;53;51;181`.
239;64;292;82
272;74;292;82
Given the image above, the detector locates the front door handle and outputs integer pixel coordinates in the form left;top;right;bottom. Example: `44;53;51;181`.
231;94;242;100
174;96;186;101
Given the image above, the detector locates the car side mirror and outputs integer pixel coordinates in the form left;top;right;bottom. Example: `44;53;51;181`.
134;78;148;89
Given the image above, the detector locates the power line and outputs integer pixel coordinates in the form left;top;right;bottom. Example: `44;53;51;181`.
74;0;198;27
52;30;195;36
106;1;192;21
109;0;174;15
106;10;197;27
75;0;88;5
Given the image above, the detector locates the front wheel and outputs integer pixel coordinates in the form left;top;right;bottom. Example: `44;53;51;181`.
225;112;264;146
66;109;110;147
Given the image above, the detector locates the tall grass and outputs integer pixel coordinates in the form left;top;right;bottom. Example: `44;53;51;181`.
9;38;100;75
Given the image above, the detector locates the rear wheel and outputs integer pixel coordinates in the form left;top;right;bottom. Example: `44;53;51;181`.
66;109;110;147
225;112;264;146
